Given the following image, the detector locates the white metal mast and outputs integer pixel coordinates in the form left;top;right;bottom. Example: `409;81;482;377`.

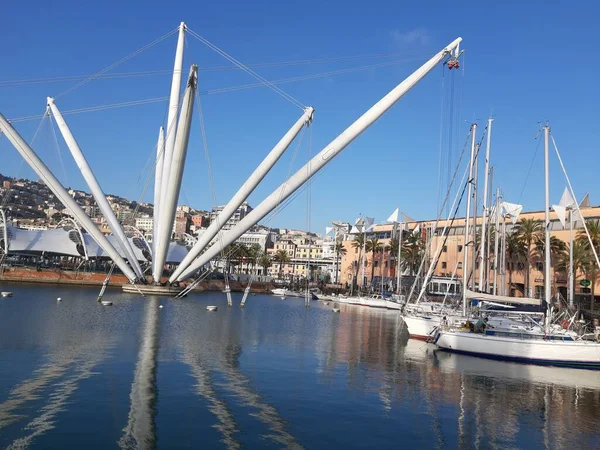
471;146;479;290
175;37;464;282
152;65;198;283
153;126;165;257
47;98;145;280
462;123;477;315
544;125;552;329
500;214;507;295
396;219;403;296
492;187;500;295
153;21;186;281
0;113;138;282
568;208;574;306
168;107;314;283
478;117;493;291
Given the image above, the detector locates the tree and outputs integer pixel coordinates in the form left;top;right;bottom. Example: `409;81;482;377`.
401;230;425;276
557;239;592;303
274;249;290;280
248;243;261;275
259;252;272;277
534;235;567;270
365;237;382;287
351;234;366;288
334;238;347;284
515;218;543;296
577;219;600;312
505;231;527;295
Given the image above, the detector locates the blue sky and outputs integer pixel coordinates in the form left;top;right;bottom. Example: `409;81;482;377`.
2;0;599;234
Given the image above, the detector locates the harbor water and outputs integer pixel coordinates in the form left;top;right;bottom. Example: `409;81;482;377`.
0;283;599;449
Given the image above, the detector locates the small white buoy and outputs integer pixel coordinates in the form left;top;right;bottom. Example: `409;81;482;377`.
57;297;62;302
101;300;113;306
206;305;218;311
1;292;13;297
332;308;340;313
159;305;164;309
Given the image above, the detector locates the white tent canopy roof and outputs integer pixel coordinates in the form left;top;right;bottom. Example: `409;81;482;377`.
2;225;188;263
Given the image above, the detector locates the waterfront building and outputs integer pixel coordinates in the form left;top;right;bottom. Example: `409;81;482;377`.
339;206;600;307
208;202;252;231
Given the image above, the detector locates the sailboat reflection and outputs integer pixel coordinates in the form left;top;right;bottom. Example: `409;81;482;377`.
119;297;160;450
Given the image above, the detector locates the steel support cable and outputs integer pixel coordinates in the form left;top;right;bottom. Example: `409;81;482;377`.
55;27;179;99
1;113;47;208
192;89;229;265
406;126;484;303
9;57;424;124
180;128;318;293
187;28;306;110
47;112;69;186
551;135;600;272
1;49;432;87
406;140;474;305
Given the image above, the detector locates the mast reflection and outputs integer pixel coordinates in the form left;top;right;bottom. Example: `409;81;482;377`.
119;297;160;450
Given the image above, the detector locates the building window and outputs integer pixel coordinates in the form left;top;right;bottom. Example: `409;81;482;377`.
442;245;447;252
536;262;543;271
441;262;447;269
458;262;463;269
458;245;463;252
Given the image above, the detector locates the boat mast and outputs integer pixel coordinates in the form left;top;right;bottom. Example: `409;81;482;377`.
168;107;314;283
485;167;494;292
492;187;500;295
479;117;493;292
47;98;145;281
471;145;479;291
152;65;198;283
569;208;574;306
153;21;186;282
0;114;138;282
544;125;552;329
396;219;403;296
175;37;464;282
462;123;477;315
500;214;507;295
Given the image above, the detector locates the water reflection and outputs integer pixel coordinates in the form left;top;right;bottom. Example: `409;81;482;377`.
119;297;160;450
171;298;304;450
0;289;598;449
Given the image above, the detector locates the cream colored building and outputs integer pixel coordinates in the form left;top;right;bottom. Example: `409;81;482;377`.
340;206;600;303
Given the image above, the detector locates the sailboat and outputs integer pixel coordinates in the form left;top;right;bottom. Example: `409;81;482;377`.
433;126;600;368
401;120;546;339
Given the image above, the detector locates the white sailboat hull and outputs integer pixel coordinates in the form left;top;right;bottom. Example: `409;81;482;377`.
433;330;600;368
402;315;442;340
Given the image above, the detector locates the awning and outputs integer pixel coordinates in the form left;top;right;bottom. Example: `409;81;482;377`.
465;289;541;306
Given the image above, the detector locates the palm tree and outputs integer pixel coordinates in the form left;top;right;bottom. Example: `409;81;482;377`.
259;252;272;277
577;219;600;312
533;235;566;297
274;249;290;280
351;234;366;288
365;237;382;288
248;243;261;275
515;218;543;296
334;238;347;284
505;231;527;295
401;230;425;276
557;239;592;302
